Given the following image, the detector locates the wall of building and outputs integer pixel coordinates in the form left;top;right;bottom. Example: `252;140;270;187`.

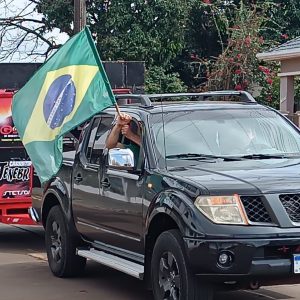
281;58;300;74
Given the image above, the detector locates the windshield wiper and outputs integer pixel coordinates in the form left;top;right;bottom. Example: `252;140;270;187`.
237;154;286;160
165;153;240;161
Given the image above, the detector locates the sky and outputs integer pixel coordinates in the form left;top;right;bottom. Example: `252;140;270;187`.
0;0;69;62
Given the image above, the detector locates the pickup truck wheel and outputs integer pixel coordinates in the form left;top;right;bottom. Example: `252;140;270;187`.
45;205;86;277
151;229;213;300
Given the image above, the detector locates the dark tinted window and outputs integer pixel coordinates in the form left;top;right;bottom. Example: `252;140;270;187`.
90;116;114;165
86;118;100;161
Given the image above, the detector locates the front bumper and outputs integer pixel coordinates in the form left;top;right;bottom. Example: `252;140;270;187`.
0;201;37;225
184;236;300;282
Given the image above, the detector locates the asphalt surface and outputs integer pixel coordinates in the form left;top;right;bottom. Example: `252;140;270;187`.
0;223;300;300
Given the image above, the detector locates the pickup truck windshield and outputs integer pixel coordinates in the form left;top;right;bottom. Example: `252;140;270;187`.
151;108;300;162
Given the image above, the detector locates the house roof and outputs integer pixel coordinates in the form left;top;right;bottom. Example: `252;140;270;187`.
257;37;300;61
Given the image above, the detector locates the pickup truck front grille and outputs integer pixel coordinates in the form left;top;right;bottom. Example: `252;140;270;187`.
279;194;300;223
240;196;272;224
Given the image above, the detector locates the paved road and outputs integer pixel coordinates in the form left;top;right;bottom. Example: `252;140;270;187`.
0;223;300;300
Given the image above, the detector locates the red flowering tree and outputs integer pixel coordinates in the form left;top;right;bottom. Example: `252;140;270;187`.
204;3;279;107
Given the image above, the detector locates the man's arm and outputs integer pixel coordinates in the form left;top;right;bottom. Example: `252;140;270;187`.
121;125;142;146
106;113;132;149
106;123;123;149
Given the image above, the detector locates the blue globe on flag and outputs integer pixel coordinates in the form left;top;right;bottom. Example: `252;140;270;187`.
43;74;76;129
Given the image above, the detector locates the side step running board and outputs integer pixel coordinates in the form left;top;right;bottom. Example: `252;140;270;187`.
77;248;144;280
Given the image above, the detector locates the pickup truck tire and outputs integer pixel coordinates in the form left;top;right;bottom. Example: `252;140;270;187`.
151;229;213;300
45;205;86;277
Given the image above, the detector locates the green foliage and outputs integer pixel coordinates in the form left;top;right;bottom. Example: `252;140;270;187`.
262;0;300;41
36;0;73;36
38;0;188;67
37;0;189;92
203;3;279;107
258;74;280;109
35;0;300;106
185;0;228;59
145;66;187;94
95;0;188;66
168;1;281;107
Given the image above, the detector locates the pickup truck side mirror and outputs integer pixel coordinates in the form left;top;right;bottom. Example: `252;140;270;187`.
108;148;135;170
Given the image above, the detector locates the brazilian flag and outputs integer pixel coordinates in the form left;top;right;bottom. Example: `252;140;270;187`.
12;27;116;183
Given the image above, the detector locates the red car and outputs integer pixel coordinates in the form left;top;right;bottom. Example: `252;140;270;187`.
0;89;36;225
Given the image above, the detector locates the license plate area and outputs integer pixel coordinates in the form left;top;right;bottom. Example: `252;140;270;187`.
294;254;300;274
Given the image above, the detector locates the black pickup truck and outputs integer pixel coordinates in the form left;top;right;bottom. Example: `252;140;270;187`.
31;91;300;300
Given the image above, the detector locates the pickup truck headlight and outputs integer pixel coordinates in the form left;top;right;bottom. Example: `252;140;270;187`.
195;195;248;225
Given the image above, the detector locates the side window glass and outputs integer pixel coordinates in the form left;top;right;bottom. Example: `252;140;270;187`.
90;117;114;165
85;118;100;161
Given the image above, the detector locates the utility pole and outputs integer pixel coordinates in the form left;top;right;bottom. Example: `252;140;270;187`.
74;0;86;33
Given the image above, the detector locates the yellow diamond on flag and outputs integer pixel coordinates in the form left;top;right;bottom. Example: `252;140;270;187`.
23;65;98;145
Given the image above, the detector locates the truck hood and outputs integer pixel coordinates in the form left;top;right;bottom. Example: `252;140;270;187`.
169;158;300;195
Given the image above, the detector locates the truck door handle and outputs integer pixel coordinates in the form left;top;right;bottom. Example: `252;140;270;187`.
74;174;83;183
101;178;110;188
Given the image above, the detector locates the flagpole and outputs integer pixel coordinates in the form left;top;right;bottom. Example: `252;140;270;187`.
115;103;122;118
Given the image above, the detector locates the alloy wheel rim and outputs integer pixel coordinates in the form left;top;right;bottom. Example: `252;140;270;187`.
158;251;181;300
50;221;62;263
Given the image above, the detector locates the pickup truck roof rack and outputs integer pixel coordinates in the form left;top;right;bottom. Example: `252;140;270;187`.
115;90;256;107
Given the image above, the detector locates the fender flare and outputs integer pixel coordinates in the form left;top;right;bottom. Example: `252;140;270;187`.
41;177;77;238
145;189;205;239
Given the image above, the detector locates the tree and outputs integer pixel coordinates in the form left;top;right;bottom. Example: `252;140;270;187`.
36;0;73;36
38;0;190;93
261;0;300;41
145;66;187;94
38;0;188;67
173;0;240;89
202;2;278;107
0;0;189;92
0;0;62;61
169;0;282;107
1;0;299;99
174;0;298;95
